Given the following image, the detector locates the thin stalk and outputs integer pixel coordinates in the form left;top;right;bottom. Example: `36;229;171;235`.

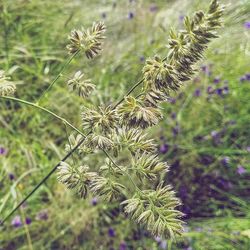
19;192;34;250
0;96;85;138
113;78;144;108
102;149;141;193
37;50;80;104
0;136;87;227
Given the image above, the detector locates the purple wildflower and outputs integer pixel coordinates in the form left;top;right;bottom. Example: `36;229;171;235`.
211;130;222;144
245;73;250;81
171;112;176;119
101;13;107;19
207;86;214;94
215;88;223;96
223;86;229;95
246;146;250;153
119;241;127;250
159;144;169;154
128;12;134;19
11;215;22;228
244;21;250;29
237;165;246;175
201;65;211;76
139;56;145;62
0;146;7;155
194;88;201;97
172;124;180;136
25;217;32;225
36;210;48;221
213;77;220;84
9;173;15;181
108;227;115;237
200;155;214;166
91;197;98;206
240;76;246;82
220;156;230;167
168;97;176;104
149;4;158;12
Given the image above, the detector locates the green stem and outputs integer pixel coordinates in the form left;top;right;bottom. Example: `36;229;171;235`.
103;150;141;193
37;50;80;104
0;96;85;138
113;78;144;108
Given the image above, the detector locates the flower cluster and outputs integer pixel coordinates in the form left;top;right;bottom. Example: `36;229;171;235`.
122;183;183;239
0;70;16;96
67;21;106;59
67;71;95;98
58;0;223;239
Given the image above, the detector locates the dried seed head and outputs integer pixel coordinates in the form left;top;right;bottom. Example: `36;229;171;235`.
0;70;16;96
65;134;93;154
82;105;118;133
114;127;156;155
66;21;106;59
85;133;113;150
142;56;180;92
118;96;162;129
90;176;125;201
57;162;97;198
122;182;184;238
131;153;169;181
68;71;95;98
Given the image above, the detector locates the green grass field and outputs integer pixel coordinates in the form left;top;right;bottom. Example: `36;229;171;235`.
0;0;249;249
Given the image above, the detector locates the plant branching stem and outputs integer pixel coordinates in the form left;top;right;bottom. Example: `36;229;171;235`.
37;50;80;104
0;68;146;226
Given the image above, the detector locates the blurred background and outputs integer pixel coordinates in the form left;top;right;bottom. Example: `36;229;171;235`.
0;0;249;249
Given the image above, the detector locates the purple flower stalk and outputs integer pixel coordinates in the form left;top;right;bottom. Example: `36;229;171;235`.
244;21;250;29
0;146;7;155
9;173;15;181
128;12;134;19
245;73;250;81
207;86;214;94
215;88;223;96
240;76;246;82
171;112;176;119
139;56;145;62
91;197;98;206
11;215;22;228
213;77;220;84
221;156;230;167
36;210;48;221
159;144;169;154
25;217;32;225
237;165;246;175
172;125;180;136
119;241;127;250
194;88;201;97
108;227;115;237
